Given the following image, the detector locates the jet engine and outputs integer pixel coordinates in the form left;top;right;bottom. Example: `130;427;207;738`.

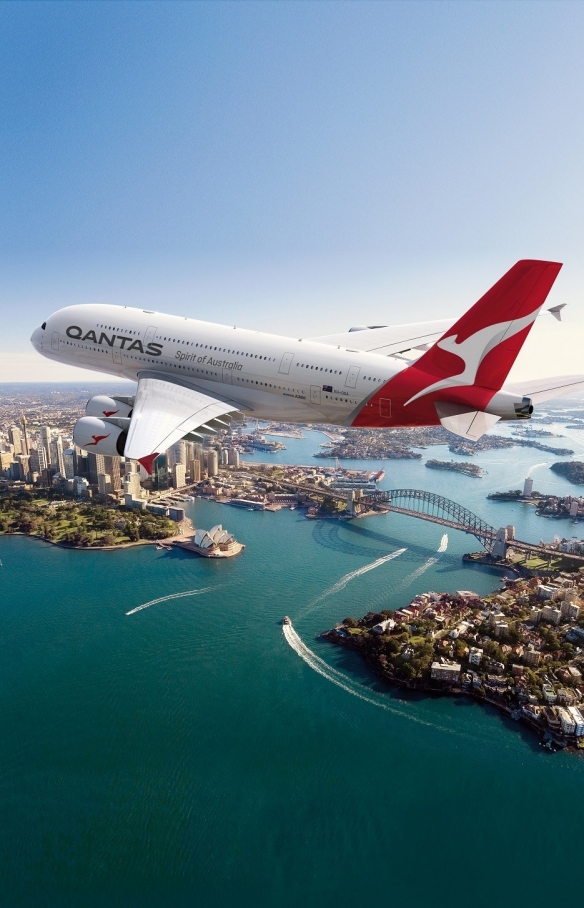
73;416;127;456
85;395;134;419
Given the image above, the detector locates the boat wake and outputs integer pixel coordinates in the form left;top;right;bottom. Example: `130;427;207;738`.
126;586;215;616
282;623;450;732
397;534;448;590
303;548;407;614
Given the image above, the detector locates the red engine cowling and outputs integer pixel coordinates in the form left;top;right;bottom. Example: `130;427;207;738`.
73;416;127;456
85;395;134;419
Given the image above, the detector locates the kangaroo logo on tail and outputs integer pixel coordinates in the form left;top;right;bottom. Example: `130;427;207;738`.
405;310;540;406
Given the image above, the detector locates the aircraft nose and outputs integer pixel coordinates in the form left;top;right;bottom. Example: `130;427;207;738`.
30;326;44;350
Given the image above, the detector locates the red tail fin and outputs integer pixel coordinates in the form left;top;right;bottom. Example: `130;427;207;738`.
403;259;562;406
351;259;562;429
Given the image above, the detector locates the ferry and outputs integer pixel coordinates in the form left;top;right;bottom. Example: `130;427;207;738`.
282;616;291;626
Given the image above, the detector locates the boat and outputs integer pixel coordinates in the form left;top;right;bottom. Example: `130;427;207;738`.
283;616;291;625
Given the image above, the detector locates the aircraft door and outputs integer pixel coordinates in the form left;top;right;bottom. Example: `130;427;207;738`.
279;352;294;375
223;368;232;384
379;398;391;419
113;349;123;365
144;326;158;345
345;365;360;388
310;385;321;405
51;332;60;352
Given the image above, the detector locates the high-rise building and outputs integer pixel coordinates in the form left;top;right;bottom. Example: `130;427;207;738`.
152;454;169;490
8;426;22;454
172;463;186;488
63;448;76;479
20;415;30;455
0;452;15;473
103;456;121;492
228;448;240;468
124;460;142;498
97;473;112;495
88;452;106;486
523;477;534;497
75;447;88;478
40;426;52;455
50;435;66;476
189;459;201;483
169;441;186;467
29;446;48;474
15;454;30;481
220;448;229;466
207;450;219;477
73;476;89;497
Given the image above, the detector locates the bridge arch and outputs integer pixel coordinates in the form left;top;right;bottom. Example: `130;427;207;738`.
368;488;497;551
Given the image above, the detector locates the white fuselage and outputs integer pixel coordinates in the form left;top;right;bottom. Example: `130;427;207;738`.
31;304;407;426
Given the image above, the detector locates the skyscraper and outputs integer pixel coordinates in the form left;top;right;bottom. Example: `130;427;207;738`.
50;436;66;476
172;463;186;488
63;448;77;479
20;415;29;455
207;450;219;477
8;426;22;454
103;456;121;492
88;452;106;486
29;446;47;474
40;426;52;455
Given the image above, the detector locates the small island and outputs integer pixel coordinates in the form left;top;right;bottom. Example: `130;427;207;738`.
550;461;584;484
425;459;483;477
324;573;584;750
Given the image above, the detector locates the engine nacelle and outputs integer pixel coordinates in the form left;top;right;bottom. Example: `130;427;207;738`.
85;395;134;419
73;416;127;456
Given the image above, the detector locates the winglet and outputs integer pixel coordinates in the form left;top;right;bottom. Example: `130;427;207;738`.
548;303;566;322
138;453;159;476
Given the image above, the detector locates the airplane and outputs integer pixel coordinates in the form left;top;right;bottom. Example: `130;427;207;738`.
30;259;584;474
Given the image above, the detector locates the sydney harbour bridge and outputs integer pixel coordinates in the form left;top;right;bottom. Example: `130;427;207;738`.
290;483;584;562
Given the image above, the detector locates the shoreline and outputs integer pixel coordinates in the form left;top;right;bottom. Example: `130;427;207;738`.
0;517;194;552
323;629;576;752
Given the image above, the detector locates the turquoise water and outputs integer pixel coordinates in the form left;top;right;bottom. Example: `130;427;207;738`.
2;428;584;906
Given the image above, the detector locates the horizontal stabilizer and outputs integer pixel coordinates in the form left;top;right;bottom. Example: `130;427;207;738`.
435;402;501;441
504;374;584;403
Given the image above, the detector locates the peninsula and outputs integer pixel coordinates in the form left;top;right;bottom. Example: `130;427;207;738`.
425;459;483;478
325;573;584;750
550;461;584;484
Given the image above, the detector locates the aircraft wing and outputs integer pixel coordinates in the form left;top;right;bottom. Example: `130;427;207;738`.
504;375;584;403
123;373;242;470
309;319;456;356
309;305;568;358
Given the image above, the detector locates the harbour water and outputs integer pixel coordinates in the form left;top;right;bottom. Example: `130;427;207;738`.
2;427;584;906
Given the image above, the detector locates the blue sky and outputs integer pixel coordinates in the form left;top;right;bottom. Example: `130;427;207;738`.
1;1;584;380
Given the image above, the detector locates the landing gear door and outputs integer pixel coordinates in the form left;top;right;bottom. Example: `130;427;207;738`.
310;385;321;405
144;326;158;345
279;352;294;375
345;365;360;388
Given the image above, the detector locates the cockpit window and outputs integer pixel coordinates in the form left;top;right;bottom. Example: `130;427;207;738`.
41;322;46;329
